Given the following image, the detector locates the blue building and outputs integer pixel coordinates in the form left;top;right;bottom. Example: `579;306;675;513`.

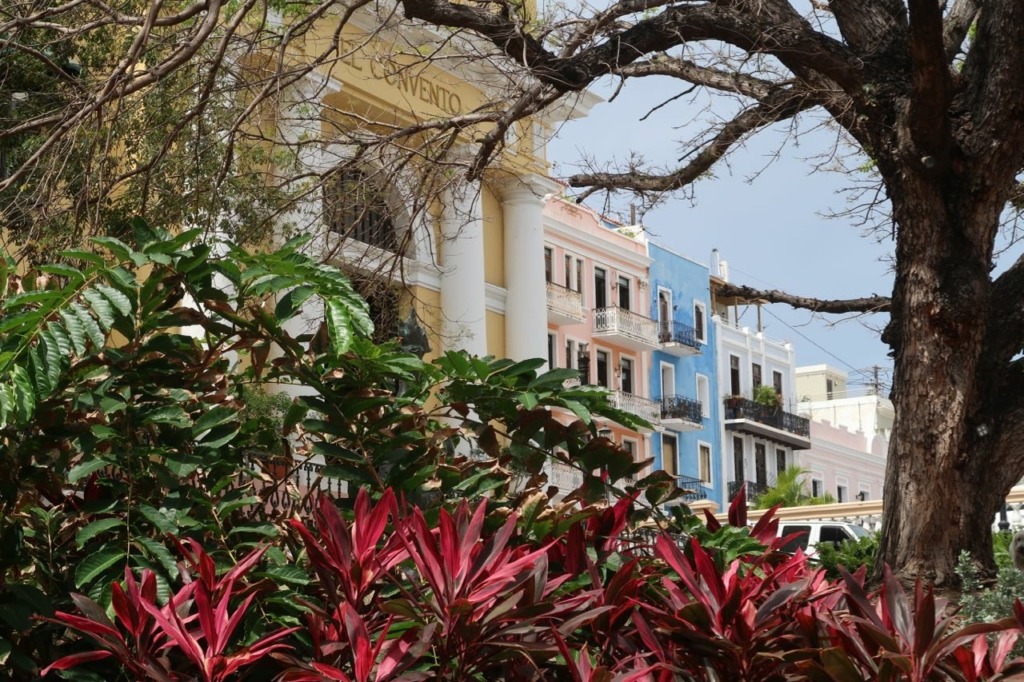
647;242;724;508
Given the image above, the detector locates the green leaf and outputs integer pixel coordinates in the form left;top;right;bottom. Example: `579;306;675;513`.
58;308;87;355
37;263;85;283
76;518;124;549
138;504;178;535
561;399;592;424
311;441;364;463
275;285;316;321
227;524;278;537
325;298;353;354
134;536;180;580
82;288;115;329
260;565;311;586
140;405;191;428
496;357;546;379
74;548;124;588
192;405;238;435
90;236;134;262
11;365;35;422
71;302;107;347
68;458;110;484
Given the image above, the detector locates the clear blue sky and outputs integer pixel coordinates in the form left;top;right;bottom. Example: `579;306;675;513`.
548;76;896;393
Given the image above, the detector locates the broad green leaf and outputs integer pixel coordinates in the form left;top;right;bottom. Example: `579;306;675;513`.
496;357;546;379
196;423;239;449
82;288;116;329
11;365;35;422
68;458;110;484
561;399;592;424
74;548;124;588
90;236;134;262
216;494;260;516
274;285;316;321
71;302;106;346
139;405;191;428
59;249;107;266
325;298;353;354
227;524;278;537
192;405;238;435
37;263;85;283
76;518;124;549
261;565;311;586
137;504;178;535
134;536;180;580
311;441;364;463
58;308;87;355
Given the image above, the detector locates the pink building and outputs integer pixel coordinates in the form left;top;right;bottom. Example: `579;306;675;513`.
542;198;660;482
798;420;887;502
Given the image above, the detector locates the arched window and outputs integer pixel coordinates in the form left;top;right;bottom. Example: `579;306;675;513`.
326;168;398;251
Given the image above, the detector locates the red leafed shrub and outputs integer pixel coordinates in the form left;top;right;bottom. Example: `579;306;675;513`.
41;542;297;682
41;488;1024;681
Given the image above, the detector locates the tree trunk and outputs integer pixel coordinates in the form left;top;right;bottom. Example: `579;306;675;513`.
875;161;1012;585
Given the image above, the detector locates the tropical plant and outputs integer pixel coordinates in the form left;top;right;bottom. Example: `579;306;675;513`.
816;532;881;580
0;224;665;678
753;466;836;509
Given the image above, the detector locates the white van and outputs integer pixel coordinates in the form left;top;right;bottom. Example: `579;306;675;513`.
776;521;870;558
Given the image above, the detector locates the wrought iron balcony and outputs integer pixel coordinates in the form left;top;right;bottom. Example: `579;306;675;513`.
678;474;711;501
546;281;585;325
610;390;661;426
722;397;811;449
593;306;660;351
549;461;583;492
658;320;701;356
659;395;703;430
728;479;770;502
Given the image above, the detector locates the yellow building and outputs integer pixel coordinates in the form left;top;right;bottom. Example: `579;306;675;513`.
270;10;600;361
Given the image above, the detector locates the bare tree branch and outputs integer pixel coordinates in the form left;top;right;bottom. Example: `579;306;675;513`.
716;283;892;315
943;0;982;62
566;87;813;194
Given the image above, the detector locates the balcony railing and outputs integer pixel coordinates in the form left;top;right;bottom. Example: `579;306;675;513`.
546;281;585;324
658;320;701;355
678;474;710;501
593;306;659;350
550;461;583;491
723;397;811;447
728;479;771;502
610;390;661;425
659;395;703;426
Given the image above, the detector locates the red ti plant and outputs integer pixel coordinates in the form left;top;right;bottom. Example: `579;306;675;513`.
804;566;1024;682
638;531;839;681
41;541;297;681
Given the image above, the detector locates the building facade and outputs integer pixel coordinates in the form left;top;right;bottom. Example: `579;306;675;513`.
276;10;600;366
646;242;722;507
710;257;811;503
796;365;893;501
542;198;660;483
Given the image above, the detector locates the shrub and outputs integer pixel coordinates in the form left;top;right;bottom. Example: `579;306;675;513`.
816;531;880;579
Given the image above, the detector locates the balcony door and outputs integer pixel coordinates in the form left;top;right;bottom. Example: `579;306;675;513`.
755;442;767;488
733;437;745;482
618;275;631;310
662;434;678;477
594;267;607;309
661;363;675;398
620;357;634;394
596;350;609;388
658;289;671;339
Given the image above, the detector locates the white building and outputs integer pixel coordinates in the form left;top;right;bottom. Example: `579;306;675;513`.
795;365;893;501
710;257;811;503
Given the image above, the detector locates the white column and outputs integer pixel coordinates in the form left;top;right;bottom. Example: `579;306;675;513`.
500;175;557;363
440;180;488;356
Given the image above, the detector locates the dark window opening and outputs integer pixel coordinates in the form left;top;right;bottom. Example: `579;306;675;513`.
618;275;630;310
594;268;607;309
730;355;741;396
596;350;609;388
326;169;398;251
